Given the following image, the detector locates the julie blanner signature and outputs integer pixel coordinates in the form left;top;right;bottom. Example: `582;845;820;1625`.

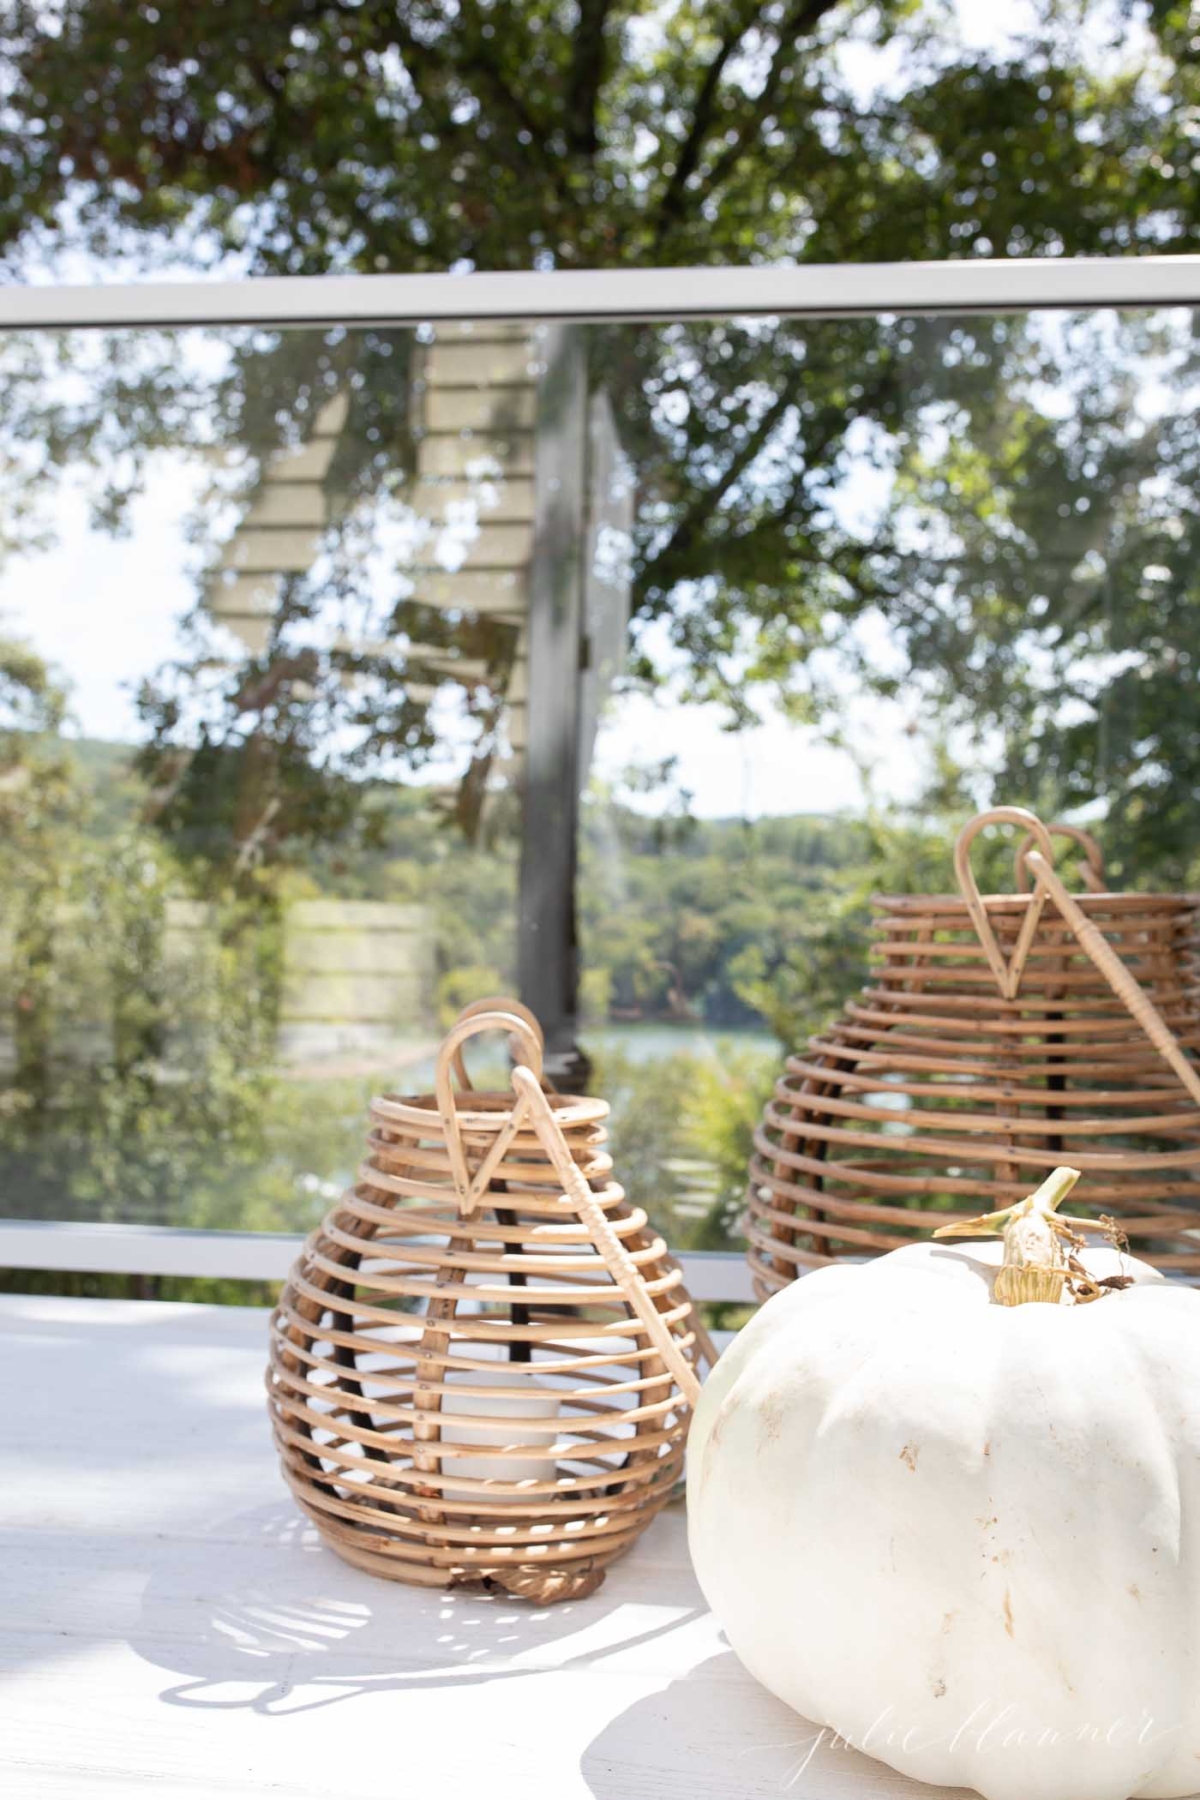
743;1702;1182;1789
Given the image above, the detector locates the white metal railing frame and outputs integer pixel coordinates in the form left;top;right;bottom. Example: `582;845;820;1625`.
0;1218;757;1301
2;256;1200;331
3;252;1199;1302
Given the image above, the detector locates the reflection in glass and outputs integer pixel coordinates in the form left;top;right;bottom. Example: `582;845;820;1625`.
1;308;1195;1257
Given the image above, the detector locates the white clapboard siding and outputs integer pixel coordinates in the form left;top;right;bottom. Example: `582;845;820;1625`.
307;391;349;436
423;385;539;433
408;330;537;760
406;568;526;616
414;522;533;575
284;899;425;930
423;338;540;386
214;612;271;652
265;434;338;481
414;475;537;521
278;898;433;1059
242;482;327;528
0;895;229;1075
204;396;343;652
432;319;534;342
163;898;434;1061
418;431;537;478
208;572;280;619
405;645;492;681
327;637;490;684
201;330;629;793
284;930;422;976
0;902;113;1069
449;520;535;569
282;972;424;1021
220;526;323;572
506;650;529;705
580;387;634;763
208;570;278;651
506;628;530;756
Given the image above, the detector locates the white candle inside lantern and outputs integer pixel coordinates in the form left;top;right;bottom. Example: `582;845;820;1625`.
439;1366;561;1498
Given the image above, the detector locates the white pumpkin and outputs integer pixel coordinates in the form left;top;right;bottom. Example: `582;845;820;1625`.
689;1170;1200;1800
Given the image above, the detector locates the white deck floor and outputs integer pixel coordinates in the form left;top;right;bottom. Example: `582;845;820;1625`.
0;1292;972;1799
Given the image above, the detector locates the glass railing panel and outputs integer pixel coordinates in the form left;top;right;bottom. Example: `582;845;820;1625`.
1;304;1193;1245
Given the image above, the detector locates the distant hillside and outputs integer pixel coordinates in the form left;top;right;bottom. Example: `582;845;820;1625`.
62;735;145;837
46;735;883;1031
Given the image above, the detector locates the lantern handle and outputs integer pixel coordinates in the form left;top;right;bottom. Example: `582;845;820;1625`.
442;995;547;1092
953;807;1058;1000
1014;821;1106;894
1023;851;1200;1110
510;1065;703;1410
434;1003;545;1215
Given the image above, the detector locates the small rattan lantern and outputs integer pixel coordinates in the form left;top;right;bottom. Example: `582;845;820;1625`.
268;998;713;1601
747;806;1200;1299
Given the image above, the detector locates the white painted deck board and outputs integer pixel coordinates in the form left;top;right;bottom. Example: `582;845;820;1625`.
0;1294;969;1800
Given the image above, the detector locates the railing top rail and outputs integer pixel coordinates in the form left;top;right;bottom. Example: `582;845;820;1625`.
0;1218;756;1302
1;256;1199;331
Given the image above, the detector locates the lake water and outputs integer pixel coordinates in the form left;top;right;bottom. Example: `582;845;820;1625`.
351;1019;784;1093
582;1022;780;1065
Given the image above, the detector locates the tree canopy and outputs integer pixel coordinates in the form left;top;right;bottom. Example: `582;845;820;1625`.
0;0;1197;874
3;1;1189;273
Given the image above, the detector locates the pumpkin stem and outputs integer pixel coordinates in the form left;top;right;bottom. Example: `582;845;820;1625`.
933;1167;1082;1241
933;1167;1083;1307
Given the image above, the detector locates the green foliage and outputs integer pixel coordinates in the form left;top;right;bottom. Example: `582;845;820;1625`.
0;649;911;1263
683;1049;777;1250
0;634;291;1231
590;1045;699;1229
581;801;943;1045
0;3;1197;867
0;1268;281;1305
0;2;1185;274
4;647;1150;1279
589;1041;776;1252
437;962;509;1025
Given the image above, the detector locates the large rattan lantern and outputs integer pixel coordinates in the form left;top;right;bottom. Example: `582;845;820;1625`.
268;999;713;1601
747;807;1200;1299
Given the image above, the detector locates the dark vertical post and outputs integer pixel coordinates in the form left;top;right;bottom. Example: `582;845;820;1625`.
517;325;592;1092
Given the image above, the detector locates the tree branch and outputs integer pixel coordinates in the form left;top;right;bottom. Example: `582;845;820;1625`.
453;5;580;219
694;0;846;205
640;386;796;593
654;3;769;243
637;360;905;609
566;0;615;157
385;10;576;225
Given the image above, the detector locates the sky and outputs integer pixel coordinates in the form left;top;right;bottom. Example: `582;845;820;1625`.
594;693;917;816
4;473;204;735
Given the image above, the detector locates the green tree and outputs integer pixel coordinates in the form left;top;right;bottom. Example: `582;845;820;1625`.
0;638;79;1116
0;1;1196;871
2;2;1184;274
0;636;288;1228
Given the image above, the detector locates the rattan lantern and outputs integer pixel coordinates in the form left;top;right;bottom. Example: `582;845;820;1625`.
268;998;714;1601
747;806;1200;1299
